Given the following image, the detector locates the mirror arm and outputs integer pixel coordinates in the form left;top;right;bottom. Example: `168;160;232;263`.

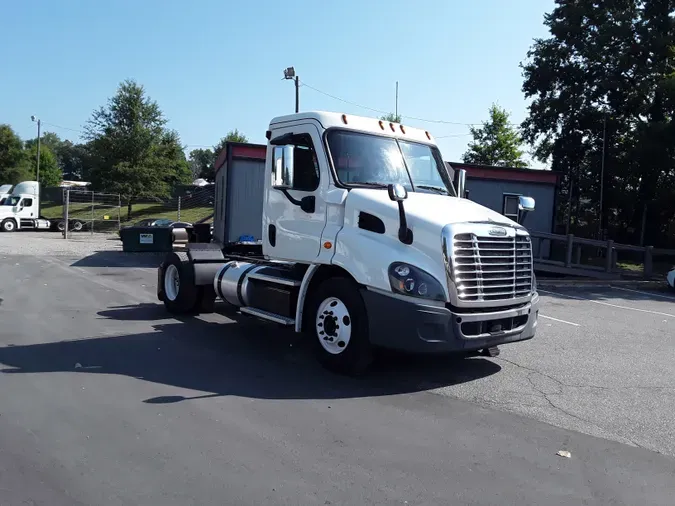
278;188;315;214
397;202;413;245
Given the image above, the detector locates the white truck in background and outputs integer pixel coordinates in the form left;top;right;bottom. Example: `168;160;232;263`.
0;181;51;231
157;111;540;375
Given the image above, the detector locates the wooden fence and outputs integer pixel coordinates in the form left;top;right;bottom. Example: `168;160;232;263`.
530;231;675;279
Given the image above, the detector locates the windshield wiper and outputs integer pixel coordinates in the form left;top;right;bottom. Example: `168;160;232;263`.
350;182;389;188
415;184;448;194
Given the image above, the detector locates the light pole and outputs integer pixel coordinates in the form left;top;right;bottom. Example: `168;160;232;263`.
31;115;41;183
283;67;299;113
599;113;607;237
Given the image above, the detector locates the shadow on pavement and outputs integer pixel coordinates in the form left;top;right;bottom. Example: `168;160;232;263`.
71;251;165;268
0;303;501;402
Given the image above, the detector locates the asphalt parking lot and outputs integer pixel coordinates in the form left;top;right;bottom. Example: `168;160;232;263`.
0;233;673;505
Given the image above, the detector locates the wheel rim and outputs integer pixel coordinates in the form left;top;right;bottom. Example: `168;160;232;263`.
4;221;14;231
316;297;352;355
164;264;180;301
73;221;82;231
57;221;65;231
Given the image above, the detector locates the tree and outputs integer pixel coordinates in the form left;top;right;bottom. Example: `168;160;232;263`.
20;144;62;187
521;0;675;245
462;104;528;167
380;113;402;123
188;148;214;180
84;79;191;217
206;129;249;181
0;125;31;184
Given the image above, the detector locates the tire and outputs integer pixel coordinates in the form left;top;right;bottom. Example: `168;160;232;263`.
161;252;200;315
307;276;373;376
1;219;16;232
56;220;66;232
71;220;83;232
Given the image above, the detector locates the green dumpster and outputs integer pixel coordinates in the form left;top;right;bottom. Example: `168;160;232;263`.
120;226;173;252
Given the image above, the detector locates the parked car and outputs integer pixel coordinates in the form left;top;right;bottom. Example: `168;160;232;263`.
125;218;193;229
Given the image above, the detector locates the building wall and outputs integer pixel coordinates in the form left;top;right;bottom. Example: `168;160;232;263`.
223;158;266;243
466;178;556;257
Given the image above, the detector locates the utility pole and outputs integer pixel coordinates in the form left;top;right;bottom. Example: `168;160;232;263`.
599;114;607;237
284;67;299;113
31;115;41;182
395;81;399;119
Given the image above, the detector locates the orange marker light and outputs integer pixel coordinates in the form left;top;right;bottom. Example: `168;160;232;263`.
400;125;406;134
425;130;431;140
389;122;395;132
379;120;385;130
341;114;348;124
323;241;333;249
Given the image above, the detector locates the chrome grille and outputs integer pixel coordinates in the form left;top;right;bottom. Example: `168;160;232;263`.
453;233;533;301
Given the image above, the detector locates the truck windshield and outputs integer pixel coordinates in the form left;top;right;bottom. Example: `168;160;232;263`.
326;130;456;196
3;196;20;206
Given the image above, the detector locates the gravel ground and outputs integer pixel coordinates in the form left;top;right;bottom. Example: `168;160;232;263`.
0;231;122;256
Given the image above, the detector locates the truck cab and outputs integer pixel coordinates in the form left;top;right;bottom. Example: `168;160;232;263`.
0;181;51;232
157;111;539;375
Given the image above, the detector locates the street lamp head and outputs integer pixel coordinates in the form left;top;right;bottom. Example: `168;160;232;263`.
31;115;36;122
283;67;296;80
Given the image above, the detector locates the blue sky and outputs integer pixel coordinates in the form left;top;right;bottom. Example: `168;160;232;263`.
1;0;553;167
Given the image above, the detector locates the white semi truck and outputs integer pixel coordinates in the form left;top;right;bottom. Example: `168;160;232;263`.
157;111;540;374
0;181;51;231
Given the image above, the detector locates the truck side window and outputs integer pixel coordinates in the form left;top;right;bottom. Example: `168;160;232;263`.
292;140;320;192
22;198;33;207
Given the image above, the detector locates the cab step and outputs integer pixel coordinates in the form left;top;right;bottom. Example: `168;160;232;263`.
240;307;295;325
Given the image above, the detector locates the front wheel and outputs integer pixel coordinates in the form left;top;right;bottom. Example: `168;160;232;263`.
1;219;16;232
308;277;373;376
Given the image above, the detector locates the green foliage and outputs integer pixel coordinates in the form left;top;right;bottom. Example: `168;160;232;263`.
84;79;191;202
0;124;31;184
21;144;62;187
462;104;528;167
380;113;402;123
521;0;675;245
188;148;215;180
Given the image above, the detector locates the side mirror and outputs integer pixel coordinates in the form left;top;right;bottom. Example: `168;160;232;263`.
518;196;535;225
456;169;466;199
387;183;408;202
518;196;535;212
273;145;294;189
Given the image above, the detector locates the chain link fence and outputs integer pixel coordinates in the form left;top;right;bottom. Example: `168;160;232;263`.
58;185;215;238
61;189;122;235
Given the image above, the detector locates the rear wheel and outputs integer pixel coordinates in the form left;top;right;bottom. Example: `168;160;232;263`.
161;252;200;314
71;220;83;232
308;277;373;376
1;219;16;232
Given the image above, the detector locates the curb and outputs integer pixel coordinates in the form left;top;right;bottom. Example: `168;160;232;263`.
538;279;668;290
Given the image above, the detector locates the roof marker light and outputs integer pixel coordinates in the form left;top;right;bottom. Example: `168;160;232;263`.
341;114;348;124
389;122;395;132
400;125;406;134
425;130;431;140
379;120;385;130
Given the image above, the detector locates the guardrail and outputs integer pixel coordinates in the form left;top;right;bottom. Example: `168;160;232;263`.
530;231;675;279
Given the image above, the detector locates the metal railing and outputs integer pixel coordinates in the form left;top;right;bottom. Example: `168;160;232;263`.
530;231;675;279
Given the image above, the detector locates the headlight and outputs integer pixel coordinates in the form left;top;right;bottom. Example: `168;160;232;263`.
388;262;446;301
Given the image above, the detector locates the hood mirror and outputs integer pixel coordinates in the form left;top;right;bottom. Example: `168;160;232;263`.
387;183;407;202
387;183;413;245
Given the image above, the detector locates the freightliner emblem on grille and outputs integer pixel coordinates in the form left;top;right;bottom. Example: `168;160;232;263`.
488;227;507;237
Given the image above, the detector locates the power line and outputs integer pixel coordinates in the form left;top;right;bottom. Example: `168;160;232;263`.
42;121;86;134
300;79;520;128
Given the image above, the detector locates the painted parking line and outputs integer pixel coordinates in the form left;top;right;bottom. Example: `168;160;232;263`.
539;289;675;319
539;314;580;327
610;286;675;302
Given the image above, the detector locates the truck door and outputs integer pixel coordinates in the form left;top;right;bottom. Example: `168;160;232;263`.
17;197;36;219
264;123;328;262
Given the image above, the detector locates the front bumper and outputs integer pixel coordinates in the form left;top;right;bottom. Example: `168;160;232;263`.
361;289;539;353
